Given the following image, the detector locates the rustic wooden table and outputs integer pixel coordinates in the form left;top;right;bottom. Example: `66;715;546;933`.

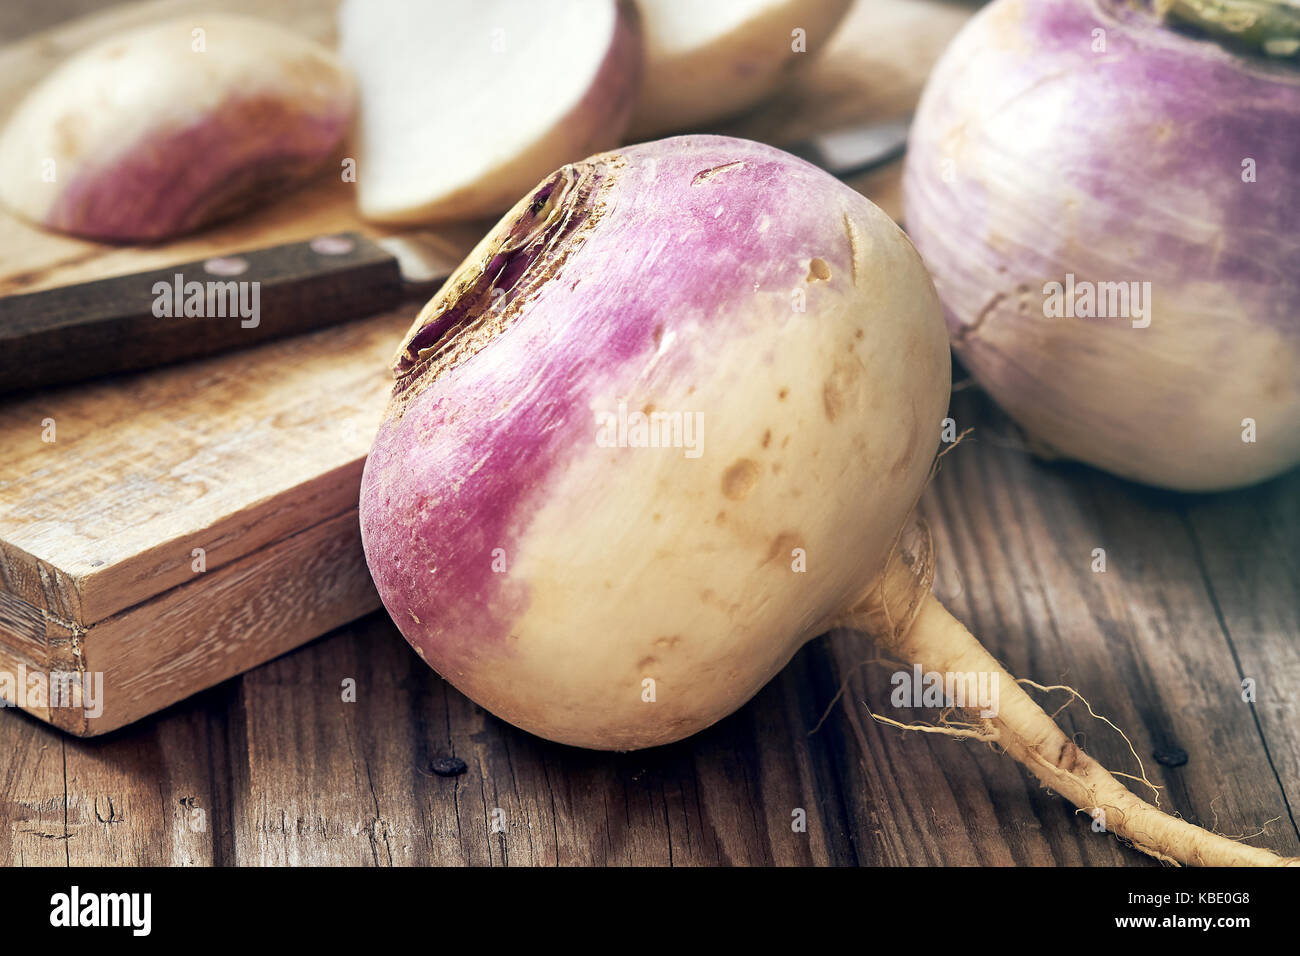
3;379;1296;866
2;0;1296;867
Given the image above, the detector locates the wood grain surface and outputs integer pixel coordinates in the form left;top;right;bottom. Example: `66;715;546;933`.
3;383;1295;866
1;0;1295;866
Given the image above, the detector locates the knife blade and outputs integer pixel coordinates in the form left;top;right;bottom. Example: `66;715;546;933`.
784;117;911;178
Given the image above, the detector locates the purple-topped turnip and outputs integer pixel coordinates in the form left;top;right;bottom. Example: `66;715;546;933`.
903;0;1300;491
360;134;1292;865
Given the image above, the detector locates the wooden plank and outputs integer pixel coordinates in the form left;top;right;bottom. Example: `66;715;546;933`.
65;508;380;735
0;690;233;866
1181;473;1300;830
60;696;231;865
0;309;404;625
227;613;853;865
0;717;69;866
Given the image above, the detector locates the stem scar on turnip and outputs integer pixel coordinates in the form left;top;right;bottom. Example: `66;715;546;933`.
359;135;1295;867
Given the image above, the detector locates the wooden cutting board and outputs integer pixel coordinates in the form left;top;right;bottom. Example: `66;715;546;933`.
0;0;974;735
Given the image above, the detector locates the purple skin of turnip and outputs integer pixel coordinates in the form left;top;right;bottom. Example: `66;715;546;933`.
0;15;354;242
903;0;1300;491
359;134;1292;866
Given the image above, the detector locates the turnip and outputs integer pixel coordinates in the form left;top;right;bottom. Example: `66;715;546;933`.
902;0;1300;491
0;15;354;242
359;135;1292;865
338;0;642;224
627;0;852;139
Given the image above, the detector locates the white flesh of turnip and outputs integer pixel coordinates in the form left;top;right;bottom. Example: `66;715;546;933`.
338;0;642;224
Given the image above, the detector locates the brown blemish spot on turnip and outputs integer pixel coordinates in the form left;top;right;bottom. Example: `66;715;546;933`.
715;511;727;524
823;356;862;423
890;433;917;478
721;458;760;500
654;635;681;649
637;656;658;670
761;429;771;449
653;512;662;522
652;323;664;348
642;402;655;415
778;387;789;400
781;435;790;448
823;381;842;422
771;462;782;475
691;161;745;186
763;532;800;567
806;258;831;282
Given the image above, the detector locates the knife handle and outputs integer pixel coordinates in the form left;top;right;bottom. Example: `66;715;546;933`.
0;233;403;396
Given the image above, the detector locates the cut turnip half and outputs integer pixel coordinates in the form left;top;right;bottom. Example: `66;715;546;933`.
338;0;642;224
0;14;354;243
628;0;851;139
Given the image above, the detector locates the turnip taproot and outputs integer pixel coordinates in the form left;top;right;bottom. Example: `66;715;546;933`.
338;0;642;224
0;15;354;242
360;135;1292;866
903;0;1300;490
627;0;852;139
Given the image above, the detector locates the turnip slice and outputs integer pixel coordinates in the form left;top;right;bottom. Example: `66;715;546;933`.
338;0;642;224
360;134;1292;867
628;0;851;138
0;15;354;242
